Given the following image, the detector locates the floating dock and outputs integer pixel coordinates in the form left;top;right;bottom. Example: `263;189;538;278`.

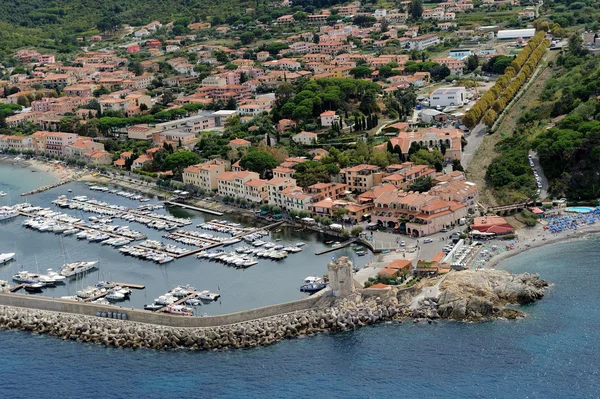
83;282;146;302
315;238;357;255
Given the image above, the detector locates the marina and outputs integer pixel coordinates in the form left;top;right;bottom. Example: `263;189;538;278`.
0;178;368;315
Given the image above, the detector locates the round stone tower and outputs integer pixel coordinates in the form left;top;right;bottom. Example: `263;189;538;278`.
327;256;355;297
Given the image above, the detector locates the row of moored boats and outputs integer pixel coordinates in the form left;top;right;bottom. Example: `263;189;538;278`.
144;285;221;315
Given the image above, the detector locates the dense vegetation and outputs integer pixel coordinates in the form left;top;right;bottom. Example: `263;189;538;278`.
486;32;600;202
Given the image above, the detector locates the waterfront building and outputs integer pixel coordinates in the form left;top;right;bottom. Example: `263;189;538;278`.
266;177;297;208
182;159;229;192
217;171;260;199
340;164;382;193
306;183;348;202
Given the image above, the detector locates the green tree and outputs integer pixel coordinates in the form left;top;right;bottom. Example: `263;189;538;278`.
163;151;201;177
350;66;373;79
240;31;255;45
409;0;423;19
239;151;279;178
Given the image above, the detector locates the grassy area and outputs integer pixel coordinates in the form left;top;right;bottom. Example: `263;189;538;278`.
466;51;558;207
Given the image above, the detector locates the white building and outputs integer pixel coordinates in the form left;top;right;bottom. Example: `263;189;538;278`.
292;131;318;145
496;29;536;40
374;9;387;18
429;87;467;108
410;34;440;51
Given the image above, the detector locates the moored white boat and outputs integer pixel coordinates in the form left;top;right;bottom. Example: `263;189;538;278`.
59;261;98;277
198;290;220;301
0;252;16;265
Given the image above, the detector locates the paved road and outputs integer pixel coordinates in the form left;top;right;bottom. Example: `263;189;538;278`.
461;123;487;169
529;151;549;200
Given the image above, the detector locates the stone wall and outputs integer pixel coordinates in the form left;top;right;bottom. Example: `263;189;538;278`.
0;292;325;328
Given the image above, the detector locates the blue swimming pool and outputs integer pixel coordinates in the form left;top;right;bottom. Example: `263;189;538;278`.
565;207;595;213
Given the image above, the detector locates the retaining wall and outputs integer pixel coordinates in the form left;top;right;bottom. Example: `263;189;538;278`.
0;292;325;328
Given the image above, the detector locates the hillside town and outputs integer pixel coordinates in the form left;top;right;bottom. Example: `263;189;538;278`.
0;0;559;243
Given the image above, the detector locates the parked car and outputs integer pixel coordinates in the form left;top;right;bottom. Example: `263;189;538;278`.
440;228;448;232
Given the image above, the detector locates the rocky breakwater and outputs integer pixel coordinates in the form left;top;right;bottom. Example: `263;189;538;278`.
0;270;550;350
0;291;408;351
411;270;550;322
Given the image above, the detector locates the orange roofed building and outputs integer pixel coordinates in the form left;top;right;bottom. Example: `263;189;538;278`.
470;216;514;235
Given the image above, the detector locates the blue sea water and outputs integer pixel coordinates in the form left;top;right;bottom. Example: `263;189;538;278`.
2;165;600;398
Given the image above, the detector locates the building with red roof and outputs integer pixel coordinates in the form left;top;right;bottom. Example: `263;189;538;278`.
470;216;514;235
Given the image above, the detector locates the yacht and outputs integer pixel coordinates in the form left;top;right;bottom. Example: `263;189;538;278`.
0;207;18;221
198;290;220;301
0;191;6;197
0;252;16;265
59;261;98;277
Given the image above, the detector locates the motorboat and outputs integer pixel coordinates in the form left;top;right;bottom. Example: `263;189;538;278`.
295;242;305;247
300;282;328;293
12;271;38;284
170;286;192;298
198;290;220;301
106;290;126;301
59;261;98;277
45;269;66;283
95;281;115;289
36;275;56;287
304;276;323;284
154;295;177;305
240;258;258;268
77;286;101;299
164;304;193;316
222;238;241;246
0;252;16;265
184;298;202;306
24;282;45;293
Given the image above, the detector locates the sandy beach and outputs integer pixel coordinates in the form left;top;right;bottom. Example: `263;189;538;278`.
486;223;600;268
0;156;82;182
27;159;81;182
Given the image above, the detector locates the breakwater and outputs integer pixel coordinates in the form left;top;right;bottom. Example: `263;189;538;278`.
0;291;403;350
21;177;76;196
0;270;549;351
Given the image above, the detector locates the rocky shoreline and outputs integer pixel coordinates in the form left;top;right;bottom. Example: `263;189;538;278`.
0;270;549;351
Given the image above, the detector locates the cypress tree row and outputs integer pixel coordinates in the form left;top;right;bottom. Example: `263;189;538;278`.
463;31;549;129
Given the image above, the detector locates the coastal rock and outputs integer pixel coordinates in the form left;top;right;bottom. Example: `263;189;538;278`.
436;270;549;321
